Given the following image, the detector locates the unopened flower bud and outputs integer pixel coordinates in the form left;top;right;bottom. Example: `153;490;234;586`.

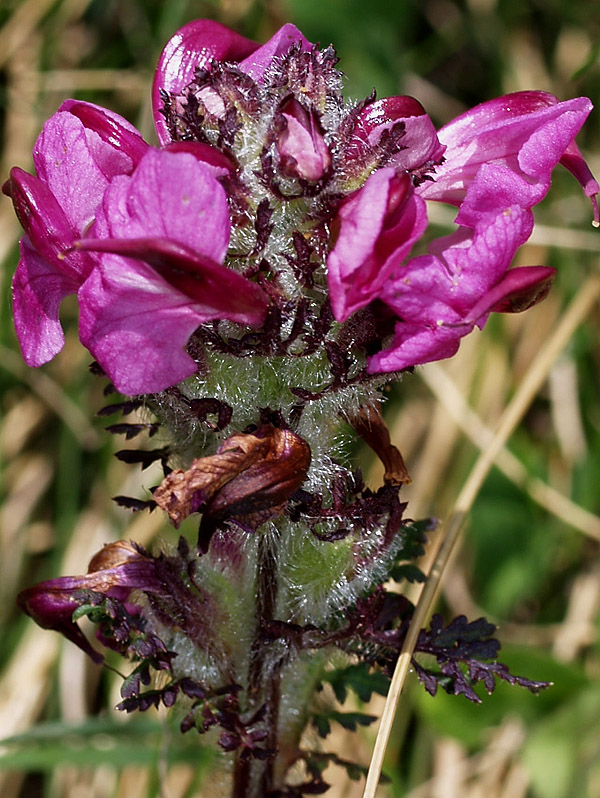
275;97;331;181
17;541;166;662
349;95;445;175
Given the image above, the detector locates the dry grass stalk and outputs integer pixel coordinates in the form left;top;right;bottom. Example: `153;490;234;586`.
419;362;600;542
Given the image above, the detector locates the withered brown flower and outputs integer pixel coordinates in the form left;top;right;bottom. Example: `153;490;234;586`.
154;423;311;546
347;402;411;487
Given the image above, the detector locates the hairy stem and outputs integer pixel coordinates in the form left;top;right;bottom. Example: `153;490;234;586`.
232;531;280;798
232;754;251;798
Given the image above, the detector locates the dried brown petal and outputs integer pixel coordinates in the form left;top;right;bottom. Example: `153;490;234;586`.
88;540;143;573
154;423;311;530
348;403;411;486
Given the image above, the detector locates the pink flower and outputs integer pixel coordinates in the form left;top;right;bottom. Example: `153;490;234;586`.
327;88;597;371
369;196;555;372
75;148;268;395
327;169;428;320
418;91;599;226
4;101;148;367
6;101;268;394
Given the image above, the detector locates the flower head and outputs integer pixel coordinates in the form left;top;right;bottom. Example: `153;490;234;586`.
10;22;595;787
6;20;597;396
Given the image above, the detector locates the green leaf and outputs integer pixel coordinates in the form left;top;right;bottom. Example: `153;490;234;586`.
331;711;378;731
312;714;331;738
312;710;377;738
321;661;390;704
0;717;213;773
304;751;374;783
389;563;427;584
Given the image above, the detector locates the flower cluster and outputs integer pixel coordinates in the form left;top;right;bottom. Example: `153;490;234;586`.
5;20;597;396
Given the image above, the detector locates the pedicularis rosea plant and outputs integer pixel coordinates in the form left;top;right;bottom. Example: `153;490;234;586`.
6;19;599;797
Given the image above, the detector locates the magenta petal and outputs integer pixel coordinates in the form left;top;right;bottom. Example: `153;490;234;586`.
517;97;594;181
8;167;70;259
7;167;94;280
467;265;556;320
238;23;311;82
75;236;269;325
434;91;559;142
368;266;555;380
97;149;231;264
420;91;596;210
78;256;221;394
278;98;331;181
378;252;460;327
385;203;531;322
59;99;149;168
74;147;268;392
33;112;123;232
368;322;462;374
12;240;78;366
388;113;446;173
453;163;539;229
445;206;532;296
280;112;325;178
162;141;235;176
358;96;429;128
327;169;428;320
327;170;392;320
560;140;600;225
152;19;259;144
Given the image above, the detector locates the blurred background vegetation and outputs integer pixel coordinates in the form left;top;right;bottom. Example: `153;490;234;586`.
0;1;599;796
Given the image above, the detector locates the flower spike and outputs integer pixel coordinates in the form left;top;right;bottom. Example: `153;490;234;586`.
8;17;594;796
